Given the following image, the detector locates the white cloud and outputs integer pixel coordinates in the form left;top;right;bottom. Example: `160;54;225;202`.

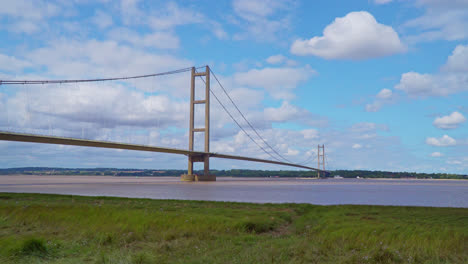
291;11;405;60
265;54;297;66
365;102;382;112
433;111;466;129
366;88;396;112
446;157;468;167
233;66;315;99
266;54;286;64
232;0;292;41
376;88;393;99
120;0;143;24
447;160;462;165
350;122;387;133
108;28;180;49
3;83;189;131
0;54;31;72
395;72;438;96
27;39;191;78
91;10;113;29
0;0;59;20
403;1;468;43
352;143;362;149
301;129;318;139
442;44;468;72
119;1;227;39
394;71;468;97
286;148;299;156
0;0;60;34
374;0;393;4
264;101;311;123
395;45;468;98
148;2;204;30
426;135;457;146
430;152;443;157
233;0;286;17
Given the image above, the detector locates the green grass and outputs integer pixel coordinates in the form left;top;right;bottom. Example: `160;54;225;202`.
0;193;466;263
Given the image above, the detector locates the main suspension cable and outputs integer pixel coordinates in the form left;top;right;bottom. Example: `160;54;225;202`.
209;68;293;163
0;67;199;85
195;70;283;162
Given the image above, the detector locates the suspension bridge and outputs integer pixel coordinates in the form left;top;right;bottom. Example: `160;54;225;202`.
0;66;328;181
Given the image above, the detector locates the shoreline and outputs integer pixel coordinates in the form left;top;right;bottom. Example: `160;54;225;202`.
1;174;467;181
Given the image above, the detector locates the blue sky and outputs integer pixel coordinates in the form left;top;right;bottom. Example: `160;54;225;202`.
0;0;467;173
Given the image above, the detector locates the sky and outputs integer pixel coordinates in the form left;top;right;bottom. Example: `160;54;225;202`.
0;0;467;174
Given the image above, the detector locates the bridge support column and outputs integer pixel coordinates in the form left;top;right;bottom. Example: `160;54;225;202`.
181;66;215;182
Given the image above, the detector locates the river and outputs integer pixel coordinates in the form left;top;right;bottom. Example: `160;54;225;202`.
0;175;466;207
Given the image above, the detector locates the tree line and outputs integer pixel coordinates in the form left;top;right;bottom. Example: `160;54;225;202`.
0;167;466;179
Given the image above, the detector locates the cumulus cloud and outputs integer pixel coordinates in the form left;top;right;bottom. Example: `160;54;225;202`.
442;44;468;72
3;83;188;131
352;143;362;149
263;101;327;127
366;88;396;112
426;135;457;146
433;111;466;129
290;11;405;60
266;54;286;64
376;88;393;99
430;152;443;157
265;54;297;66
395;44;468;97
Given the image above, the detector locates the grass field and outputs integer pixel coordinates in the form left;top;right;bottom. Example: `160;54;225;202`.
0;193;466;263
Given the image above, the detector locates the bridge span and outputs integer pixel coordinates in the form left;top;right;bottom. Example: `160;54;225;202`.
0;132;324;179
0;66;328;181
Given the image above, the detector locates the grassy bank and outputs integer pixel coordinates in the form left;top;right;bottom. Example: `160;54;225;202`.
0;193;466;263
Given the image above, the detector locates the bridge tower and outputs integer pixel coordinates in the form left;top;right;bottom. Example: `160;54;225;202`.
181;66;216;181
317;144;325;178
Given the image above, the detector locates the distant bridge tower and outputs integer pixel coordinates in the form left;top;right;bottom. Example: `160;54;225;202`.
317;144;325;178
181;66;215;181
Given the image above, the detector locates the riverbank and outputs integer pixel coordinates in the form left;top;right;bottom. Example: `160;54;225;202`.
0;193;467;263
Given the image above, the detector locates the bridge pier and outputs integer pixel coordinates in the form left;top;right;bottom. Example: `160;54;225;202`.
181;66;216;182
181;154;215;181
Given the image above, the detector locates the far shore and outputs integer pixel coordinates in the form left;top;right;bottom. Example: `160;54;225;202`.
1;174;467;181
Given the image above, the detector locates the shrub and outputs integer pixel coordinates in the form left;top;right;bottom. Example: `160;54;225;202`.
18;238;48;258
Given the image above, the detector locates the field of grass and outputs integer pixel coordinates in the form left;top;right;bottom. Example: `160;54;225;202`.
0;193;466;263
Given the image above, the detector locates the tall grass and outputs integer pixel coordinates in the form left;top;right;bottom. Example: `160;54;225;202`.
0;193;466;263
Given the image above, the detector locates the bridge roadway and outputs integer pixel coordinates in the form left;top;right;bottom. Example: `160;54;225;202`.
0;132;322;172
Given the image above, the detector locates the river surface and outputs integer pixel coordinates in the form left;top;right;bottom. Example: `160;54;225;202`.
0;175;467;208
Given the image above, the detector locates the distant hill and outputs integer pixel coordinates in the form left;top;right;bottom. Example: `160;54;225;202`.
0;167;466;179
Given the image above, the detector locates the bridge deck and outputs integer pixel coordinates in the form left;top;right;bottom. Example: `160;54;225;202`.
0;132;322;172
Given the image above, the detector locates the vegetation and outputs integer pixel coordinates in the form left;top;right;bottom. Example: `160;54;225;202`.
0;193;467;263
0;167;466;180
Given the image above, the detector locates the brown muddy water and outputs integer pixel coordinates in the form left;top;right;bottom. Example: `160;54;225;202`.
0;175;467;207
